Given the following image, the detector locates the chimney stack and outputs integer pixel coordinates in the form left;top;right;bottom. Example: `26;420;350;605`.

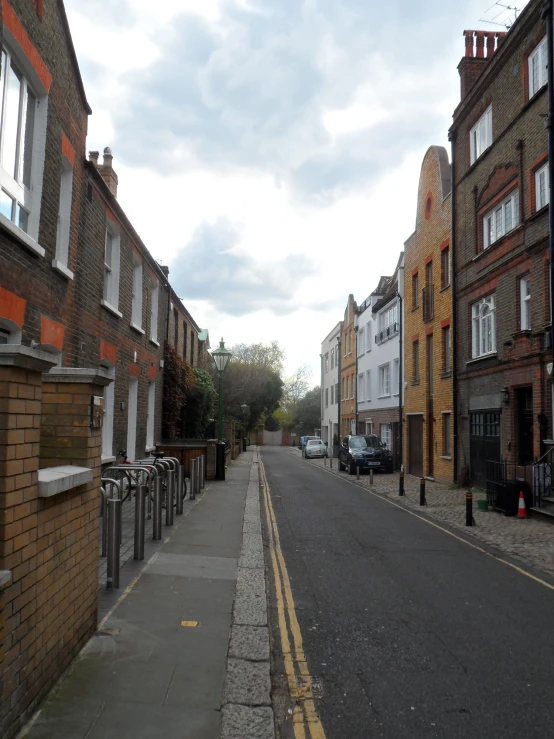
97;146;119;198
88;150;99;167
458;30;506;100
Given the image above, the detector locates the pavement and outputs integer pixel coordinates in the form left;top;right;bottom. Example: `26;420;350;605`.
294;447;554;579
262;445;554;739
19;448;274;739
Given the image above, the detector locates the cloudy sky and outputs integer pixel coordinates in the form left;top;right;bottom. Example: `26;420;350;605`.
64;0;525;383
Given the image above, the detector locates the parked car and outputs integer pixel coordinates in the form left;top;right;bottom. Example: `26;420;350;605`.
338;435;394;474
304;439;328;459
298;435;320;451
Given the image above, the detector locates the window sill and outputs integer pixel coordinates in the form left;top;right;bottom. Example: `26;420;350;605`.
473;225;523;262
38;465;93;497
101;455;116;465
0;213;45;257
377;394;391;399
52;259;74;280
466;352;497;365
149;338;160;347
101;300;123;319
130;322;145;335
441;455;452;461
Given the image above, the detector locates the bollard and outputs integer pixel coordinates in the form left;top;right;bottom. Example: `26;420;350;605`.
153;474;162;540
356;463;360;480
370;469;374;486
399;469;405;496
324;456;327;467
107;497;121;589
466;490;473;526
194;457;200;496
101;487;108;557
200;455;205;490
147;479;152;519
190;459;197;500
176;465;184;515
165;470;175;526
330;457;333;469
419;477;426;506
134;484;146;560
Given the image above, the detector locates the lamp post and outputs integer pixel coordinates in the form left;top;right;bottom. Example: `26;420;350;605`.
241;403;249;451
211;338;233;480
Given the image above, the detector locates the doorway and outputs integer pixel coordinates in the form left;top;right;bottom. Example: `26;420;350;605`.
516;387;533;465
408;415;424;477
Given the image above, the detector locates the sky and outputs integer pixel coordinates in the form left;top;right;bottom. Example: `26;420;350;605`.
64;0;527;385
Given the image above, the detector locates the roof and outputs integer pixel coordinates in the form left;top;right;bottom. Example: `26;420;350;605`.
371;253;404;314
58;1;92;115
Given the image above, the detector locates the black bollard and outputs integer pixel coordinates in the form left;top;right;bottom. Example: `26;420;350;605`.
466;490;473;526
419;477;426;506
399;470;405;497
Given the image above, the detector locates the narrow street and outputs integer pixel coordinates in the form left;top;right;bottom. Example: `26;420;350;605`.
261;446;554;739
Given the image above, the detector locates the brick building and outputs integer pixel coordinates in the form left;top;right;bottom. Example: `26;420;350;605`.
0;2;209;735
356;255;404;467
403;146;453;483
450;0;550;487
340;294;357;437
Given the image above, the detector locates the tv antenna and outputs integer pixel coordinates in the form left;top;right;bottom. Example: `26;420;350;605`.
479;1;523;30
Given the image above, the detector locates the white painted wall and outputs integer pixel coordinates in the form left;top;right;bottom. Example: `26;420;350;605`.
320;321;342;445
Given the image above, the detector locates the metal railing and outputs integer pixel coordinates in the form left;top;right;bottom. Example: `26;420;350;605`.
375;322;399;345
99;452;206;590
422;284;434;321
533;447;553;508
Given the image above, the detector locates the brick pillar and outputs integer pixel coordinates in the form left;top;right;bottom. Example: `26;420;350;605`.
0;359;112;738
0;346;57;737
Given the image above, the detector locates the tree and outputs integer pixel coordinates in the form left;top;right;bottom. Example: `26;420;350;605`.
292;386;321;435
230;341;285;376
162;344;196;440
215;361;283;431
181;368;216;438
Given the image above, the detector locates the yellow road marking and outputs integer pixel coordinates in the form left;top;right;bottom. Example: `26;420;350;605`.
260;460;327;739
289;450;554;594
180;621;198;627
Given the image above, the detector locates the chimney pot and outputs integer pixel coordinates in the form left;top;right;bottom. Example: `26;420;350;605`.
98;146;118;198
464;31;474;57
475;32;485;58
88;150;99;167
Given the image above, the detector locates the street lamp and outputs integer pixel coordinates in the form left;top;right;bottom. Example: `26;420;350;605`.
241;403;249;451
211;338;233;480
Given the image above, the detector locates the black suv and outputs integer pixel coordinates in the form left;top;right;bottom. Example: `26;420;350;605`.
338;435;394;475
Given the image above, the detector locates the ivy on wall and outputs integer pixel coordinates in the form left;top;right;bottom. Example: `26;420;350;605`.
162;343;196;440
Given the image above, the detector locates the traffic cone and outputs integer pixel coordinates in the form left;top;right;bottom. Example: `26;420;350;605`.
517;491;527;519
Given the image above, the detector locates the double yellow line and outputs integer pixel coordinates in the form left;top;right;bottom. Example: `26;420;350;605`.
260;459;327;739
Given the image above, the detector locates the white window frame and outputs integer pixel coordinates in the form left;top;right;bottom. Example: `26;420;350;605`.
470;106;492;164
365;370;371;402
393;358;400;396
325;352;329;373
483;189;519;248
102;224;121;315
131;253;144;332
529;37;548;98
366;322;371;351
330;347;334;370
378;363;391;397
102;380;115;462
380;423;391;449
357;328;364;357
53;154;73;276
0;38;48;244
350;374;354;399
146;381;156;450
127;377;138;462
325;387;329;407
535;163;549;211
472;294;496;358
331;385;334;405
150;280;159;344
520;275;531;331
357;373;364;402
379;303;397;332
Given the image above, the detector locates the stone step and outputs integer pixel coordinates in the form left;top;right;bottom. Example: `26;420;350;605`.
530;506;554;521
539;496;554;507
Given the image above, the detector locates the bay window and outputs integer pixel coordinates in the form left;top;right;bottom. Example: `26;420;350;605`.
483;189;519;248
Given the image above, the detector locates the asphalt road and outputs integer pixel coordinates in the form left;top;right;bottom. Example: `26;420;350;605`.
261;446;554;739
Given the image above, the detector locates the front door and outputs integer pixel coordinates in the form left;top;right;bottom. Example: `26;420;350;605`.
470;411;501;489
517;387;534;464
408;415;423;477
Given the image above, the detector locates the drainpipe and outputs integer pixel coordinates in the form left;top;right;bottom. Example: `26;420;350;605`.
543;0;554;368
398;291;403;472
449;129;458;484
337;335;342;444
354;325;359;434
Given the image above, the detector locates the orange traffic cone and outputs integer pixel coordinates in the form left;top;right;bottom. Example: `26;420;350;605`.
517;491;527;519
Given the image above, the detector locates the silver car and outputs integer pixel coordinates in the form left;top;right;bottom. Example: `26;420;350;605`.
304;439;327;459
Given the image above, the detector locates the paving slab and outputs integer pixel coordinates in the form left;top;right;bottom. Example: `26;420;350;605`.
21;450;257;739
